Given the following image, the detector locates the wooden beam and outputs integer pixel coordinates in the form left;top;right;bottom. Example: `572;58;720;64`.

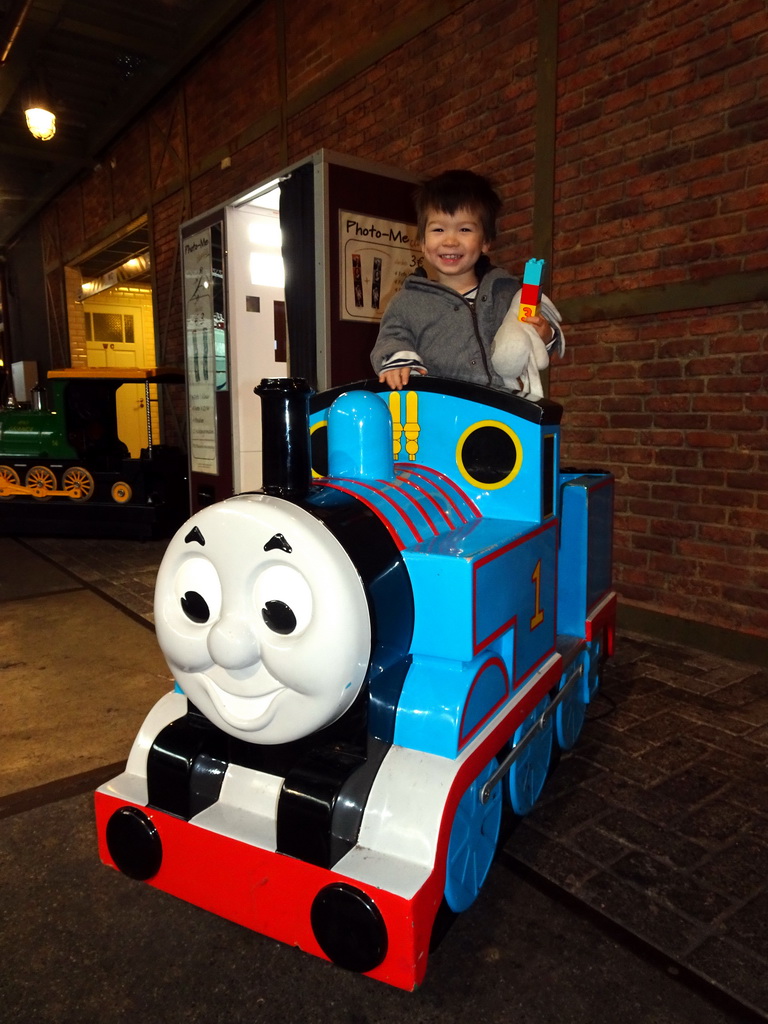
558;270;768;322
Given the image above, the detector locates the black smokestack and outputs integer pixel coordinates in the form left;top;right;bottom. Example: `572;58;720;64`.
254;377;314;499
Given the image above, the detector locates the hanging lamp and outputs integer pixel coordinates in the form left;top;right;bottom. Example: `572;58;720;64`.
24;77;56;141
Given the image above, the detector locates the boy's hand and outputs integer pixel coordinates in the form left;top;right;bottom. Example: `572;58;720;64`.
379;366;427;390
522;315;555;344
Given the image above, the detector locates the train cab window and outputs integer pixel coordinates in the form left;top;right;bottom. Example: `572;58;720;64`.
64;382;127;458
456;421;522;490
543;433;555;518
310;421;329;478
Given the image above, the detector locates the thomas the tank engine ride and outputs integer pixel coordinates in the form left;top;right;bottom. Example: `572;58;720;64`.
95;374;616;990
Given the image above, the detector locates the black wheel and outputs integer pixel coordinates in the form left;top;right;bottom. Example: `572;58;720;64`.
311;883;388;973
105;806;162;881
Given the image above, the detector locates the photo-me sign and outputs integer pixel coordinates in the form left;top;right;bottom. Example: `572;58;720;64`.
182;220;229;488
339;211;421;324
184;227;218;476
325;159;421;386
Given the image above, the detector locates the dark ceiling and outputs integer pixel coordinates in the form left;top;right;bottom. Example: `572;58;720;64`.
0;0;257;256
76;222;150;281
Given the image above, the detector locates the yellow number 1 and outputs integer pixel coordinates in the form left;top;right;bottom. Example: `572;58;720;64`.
530;560;545;630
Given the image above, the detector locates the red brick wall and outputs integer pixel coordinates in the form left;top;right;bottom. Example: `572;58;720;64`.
184;5;280;169
40;0;767;640
555;0;768;293
552;304;768;636
285;0;540;252
551;0;768;639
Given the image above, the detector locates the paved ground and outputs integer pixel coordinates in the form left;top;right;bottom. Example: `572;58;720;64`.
512;634;768;1016
0;791;751;1024
1;535;767;1022
18;535;167;625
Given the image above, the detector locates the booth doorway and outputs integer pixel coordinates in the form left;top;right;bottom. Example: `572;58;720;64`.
181;151;421;513
83;284;159;457
70;222;159;458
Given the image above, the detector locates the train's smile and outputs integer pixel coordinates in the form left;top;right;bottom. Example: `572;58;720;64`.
202;673;283;730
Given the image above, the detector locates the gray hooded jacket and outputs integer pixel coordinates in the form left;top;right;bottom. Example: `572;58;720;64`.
370;258;521;389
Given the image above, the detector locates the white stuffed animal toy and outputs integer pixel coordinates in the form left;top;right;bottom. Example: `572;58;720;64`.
491;292;565;399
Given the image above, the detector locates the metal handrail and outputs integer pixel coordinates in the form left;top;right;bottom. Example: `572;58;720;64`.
479;659;584;804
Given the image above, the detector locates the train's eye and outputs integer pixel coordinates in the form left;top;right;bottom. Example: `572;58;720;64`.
181;591;210;623
173;555;222;625
254;564;312;638
262;600;297;635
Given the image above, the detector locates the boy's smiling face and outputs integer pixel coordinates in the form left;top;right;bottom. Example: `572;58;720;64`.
421;205;489;291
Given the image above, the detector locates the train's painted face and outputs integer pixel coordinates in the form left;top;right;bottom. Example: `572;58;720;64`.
154;494;371;745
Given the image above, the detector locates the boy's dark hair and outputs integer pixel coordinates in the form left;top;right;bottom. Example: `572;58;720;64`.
413;169;502;243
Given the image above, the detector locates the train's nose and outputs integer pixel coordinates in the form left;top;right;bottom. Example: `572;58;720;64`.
207;613;260;671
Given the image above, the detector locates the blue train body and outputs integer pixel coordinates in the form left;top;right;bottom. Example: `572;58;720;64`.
95;375;616;990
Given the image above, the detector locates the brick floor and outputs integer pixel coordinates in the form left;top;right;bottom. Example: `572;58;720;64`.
509;632;768;1016
23;536;165;624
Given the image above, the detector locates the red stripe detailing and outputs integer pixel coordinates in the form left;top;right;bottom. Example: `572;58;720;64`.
394;476;454;529
385;479;439;534
320;479;423;545
474;519;556;570
398;465;480;521
349;479;424;543
317;481;406;549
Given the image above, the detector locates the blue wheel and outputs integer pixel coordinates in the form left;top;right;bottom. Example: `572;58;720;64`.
507;696;553;816
444;758;502;913
587;636;603;698
555;650;589;750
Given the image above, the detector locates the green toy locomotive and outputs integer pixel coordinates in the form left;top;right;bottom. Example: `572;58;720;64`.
0;367;188;538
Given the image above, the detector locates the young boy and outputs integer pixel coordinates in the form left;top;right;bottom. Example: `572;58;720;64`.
370;169;562;394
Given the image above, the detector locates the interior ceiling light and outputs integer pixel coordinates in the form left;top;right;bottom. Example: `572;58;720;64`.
25;105;56;141
23;74;56;141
